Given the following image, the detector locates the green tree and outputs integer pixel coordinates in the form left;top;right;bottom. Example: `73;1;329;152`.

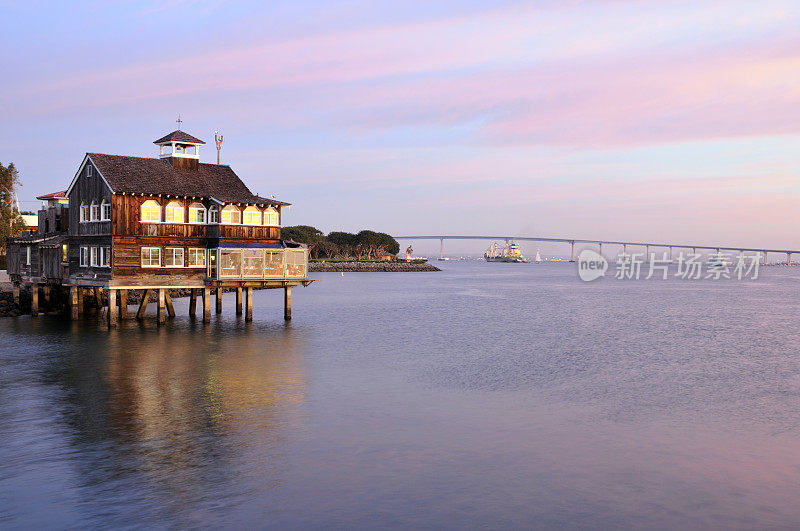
282;225;324;245
0;162;25;251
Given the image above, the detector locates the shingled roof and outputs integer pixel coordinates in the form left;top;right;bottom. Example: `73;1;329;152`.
85;153;289;206
153;130;206;145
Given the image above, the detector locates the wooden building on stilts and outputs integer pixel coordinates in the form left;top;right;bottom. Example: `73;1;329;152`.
6;130;312;326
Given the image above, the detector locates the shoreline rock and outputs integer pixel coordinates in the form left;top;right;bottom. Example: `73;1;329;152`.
309;261;440;272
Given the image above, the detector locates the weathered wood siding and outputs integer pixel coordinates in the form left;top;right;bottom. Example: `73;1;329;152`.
38;204;69;235
6;241;20;275
69;158;112;238
112;236;207;286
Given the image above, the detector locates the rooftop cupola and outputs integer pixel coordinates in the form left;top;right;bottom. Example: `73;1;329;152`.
153;130;205;170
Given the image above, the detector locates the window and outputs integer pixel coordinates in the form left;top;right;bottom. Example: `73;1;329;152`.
264;207;279;226
220;249;242;278
243;249;264;277
61;244;68;263
140;200;161;222
286;249;307;278
165;201;184;223
265;250;285;277
25;246;31;265
221;205;240;224
188;202;206;224
80;202;89;222
243;206;261;225
90;246;99;267
164;247;184;267
86;164;93;177
100;247;111;267
209;206;219;224
188;248;206;267
80;246;88;267
141;247;161;267
90;201;99;221
101;200;111;221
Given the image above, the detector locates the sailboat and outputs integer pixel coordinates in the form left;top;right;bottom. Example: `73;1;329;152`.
534;250;543;264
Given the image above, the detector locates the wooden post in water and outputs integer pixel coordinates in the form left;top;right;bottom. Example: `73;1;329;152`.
165;292;176;318
137;289;152;319
94;287;102;308
203;287;211;323
12;282;20;305
77;287;84;315
70;285;79;320
119;290;128;319
189;289;197;316
284;286;292;321
31;283;39;317
108;289;117;328
216;287;223;314
236;287;243;316
43;285;50;308
157;289;166;324
245;287;253;322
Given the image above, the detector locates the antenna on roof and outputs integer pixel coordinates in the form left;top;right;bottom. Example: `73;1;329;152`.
214;130;224;164
176;113;183;130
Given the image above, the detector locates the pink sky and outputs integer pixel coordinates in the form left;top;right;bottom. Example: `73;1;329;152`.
2;0;800;253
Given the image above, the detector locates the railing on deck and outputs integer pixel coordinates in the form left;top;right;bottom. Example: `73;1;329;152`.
210;248;308;280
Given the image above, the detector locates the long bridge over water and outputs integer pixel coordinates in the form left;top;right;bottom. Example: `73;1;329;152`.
395;235;800;264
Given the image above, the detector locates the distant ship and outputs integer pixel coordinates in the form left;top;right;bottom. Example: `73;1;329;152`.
484;241;529;263
534;250;543;264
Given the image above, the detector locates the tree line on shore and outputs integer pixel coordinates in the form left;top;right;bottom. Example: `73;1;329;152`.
282;226;400;260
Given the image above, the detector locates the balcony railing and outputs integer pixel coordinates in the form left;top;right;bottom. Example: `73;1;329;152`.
210;248;308;280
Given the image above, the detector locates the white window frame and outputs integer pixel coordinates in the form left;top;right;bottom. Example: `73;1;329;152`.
188;203;206;224
100;246;111;268
243;206;261;225
264;207;279;226
80;202;89;223
101;200;111;221
187;248;206;268
140;200;161;222
86;165;93;177
141;247;161;268
221;205;241;224
90;201;100;222
25;246;31;265
209;206;219;224
164;247;185;268
80;246;88;267
164;201;184;223
90;246;99;267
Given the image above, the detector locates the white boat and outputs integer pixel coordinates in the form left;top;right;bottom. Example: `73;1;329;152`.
534;250;542;264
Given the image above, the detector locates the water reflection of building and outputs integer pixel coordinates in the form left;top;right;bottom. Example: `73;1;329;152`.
46;325;306;525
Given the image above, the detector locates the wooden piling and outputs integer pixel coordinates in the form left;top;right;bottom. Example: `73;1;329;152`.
31;283;39;317
245;287;253;322
70;285;79;320
77;287;84;315
216;287;223;313
137;289;152;319
157;289;166;324
108;289;117;327
43;285;51;308
236;287;243;316
119;289;128;319
94;287;102;308
165;292;176;318
12;282;20;305
189;289;197;316
203;287;211;323
284;286;291;321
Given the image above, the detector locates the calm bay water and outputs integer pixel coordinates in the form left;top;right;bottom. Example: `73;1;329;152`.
3;261;800;528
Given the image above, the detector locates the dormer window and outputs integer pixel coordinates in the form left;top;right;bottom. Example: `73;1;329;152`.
221;205;241;224
90;201;100;222
243;206;261;225
209;205;219;224
264;207;279;226
165;201;184;223
80;202;89;222
141;199;161;222
188;202;206;224
101;200;111;221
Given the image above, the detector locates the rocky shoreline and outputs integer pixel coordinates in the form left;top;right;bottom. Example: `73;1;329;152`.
309;261;440;272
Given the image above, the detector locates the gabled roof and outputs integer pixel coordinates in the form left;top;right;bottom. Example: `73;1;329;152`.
85;153;289;206
153;130;205;145
36;190;67;200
